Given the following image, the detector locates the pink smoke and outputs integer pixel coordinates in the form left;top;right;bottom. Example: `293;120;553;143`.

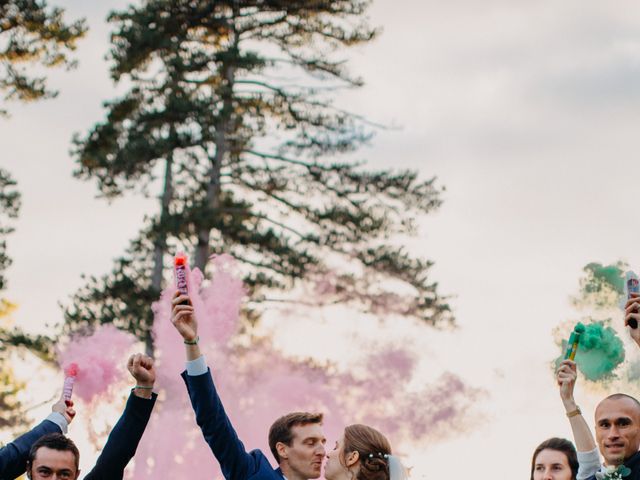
130;255;479;479
57;324;136;403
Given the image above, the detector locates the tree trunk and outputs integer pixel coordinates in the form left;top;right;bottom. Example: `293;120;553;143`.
194;27;237;271
146;148;174;356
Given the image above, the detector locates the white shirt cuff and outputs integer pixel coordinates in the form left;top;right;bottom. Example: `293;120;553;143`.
186;355;208;376
576;447;601;480
45;412;69;434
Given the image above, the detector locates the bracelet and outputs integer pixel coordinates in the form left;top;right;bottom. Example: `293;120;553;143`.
184;336;199;345
566;406;582;418
133;385;154;390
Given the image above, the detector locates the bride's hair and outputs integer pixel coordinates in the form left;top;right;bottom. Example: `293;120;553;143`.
342;424;392;480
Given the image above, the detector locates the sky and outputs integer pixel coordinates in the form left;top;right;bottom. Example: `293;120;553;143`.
4;0;640;478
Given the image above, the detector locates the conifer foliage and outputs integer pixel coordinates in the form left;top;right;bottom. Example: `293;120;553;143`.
68;1;451;352
0;0;86;115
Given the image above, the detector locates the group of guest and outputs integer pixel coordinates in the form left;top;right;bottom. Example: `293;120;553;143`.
531;292;640;480
0;291;408;480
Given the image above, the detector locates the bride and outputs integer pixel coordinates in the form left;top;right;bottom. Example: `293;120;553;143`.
324;424;409;480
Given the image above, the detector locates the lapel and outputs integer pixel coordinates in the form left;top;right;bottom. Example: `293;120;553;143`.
626;451;640;478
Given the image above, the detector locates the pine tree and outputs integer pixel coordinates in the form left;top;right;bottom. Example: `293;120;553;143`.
0;0;86;115
0;168;20;292
67;0;451;352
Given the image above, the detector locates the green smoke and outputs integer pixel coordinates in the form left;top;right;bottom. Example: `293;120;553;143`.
572;320;625;381
582;263;625;295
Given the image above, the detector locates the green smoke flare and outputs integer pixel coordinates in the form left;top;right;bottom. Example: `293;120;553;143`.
572;321;625;381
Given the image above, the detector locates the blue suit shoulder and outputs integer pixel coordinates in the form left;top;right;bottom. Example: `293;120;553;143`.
0;419;61;479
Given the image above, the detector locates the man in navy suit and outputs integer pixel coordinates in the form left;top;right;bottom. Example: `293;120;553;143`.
171;293;327;480
1;353;157;480
0;394;76;479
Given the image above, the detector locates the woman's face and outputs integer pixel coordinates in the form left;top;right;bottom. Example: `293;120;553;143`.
532;449;573;480
325;435;347;480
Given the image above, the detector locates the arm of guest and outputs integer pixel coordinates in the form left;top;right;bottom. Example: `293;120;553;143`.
557;359;600;479
83;354;157;480
0;397;73;479
172;293;260;480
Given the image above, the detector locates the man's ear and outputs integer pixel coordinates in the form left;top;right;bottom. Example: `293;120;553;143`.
345;450;360;467
75;469;81;480
276;442;289;461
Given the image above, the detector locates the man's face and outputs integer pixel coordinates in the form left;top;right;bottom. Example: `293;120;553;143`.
28;447;79;480
279;423;326;480
595;397;640;465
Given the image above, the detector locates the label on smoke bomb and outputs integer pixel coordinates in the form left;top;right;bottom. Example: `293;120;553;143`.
628;277;639;296
175;265;188;295
63;376;75;401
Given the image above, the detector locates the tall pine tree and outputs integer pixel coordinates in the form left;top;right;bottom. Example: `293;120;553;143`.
0;0;86;115
67;0;450;353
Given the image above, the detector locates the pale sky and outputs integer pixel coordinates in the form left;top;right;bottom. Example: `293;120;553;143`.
4;1;640;478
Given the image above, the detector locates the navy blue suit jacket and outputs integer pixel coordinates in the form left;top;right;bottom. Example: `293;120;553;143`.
83;391;157;480
0;418;61;479
0;391;156;480
586;451;640;480
182;370;284;480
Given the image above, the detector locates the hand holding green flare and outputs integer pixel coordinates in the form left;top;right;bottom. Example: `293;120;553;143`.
564;322;586;360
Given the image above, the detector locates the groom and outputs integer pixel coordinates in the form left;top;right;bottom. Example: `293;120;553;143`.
171;293;326;480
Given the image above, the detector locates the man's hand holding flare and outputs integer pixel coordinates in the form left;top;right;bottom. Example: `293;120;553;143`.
171;292;201;361
51;394;76;424
625;292;640;347
557;359;578;410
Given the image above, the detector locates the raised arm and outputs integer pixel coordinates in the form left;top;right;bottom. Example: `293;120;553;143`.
0;395;75;478
556;359;600;479
83;353;157;480
172;292;260;480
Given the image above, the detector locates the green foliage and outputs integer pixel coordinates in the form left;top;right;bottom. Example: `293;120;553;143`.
0;0;86;115
63;229;159;343
66;0;451;346
0;168;21;291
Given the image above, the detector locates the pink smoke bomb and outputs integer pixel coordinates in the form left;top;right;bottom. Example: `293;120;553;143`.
63;363;79;401
174;253;190;305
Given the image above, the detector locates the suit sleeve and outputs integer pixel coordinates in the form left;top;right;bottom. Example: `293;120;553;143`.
182;369;257;480
83;391;157;480
0;420;61;479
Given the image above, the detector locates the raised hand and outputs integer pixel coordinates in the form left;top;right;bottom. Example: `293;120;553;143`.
171;292;198;342
624;292;640;346
128;353;155;398
556;359;577;406
52;394;76;424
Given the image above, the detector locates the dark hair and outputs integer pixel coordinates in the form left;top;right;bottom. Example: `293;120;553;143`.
268;412;323;463
342;424;392;480
530;438;578;480
28;433;80;471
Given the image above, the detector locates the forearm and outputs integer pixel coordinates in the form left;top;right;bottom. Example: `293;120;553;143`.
185;342;201;361
84;392;157;479
182;370;253;479
563;399;596;452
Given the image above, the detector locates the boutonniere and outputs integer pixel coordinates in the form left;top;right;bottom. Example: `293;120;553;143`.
595;465;631;480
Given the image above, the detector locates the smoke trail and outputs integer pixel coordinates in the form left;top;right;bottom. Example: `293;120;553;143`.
57;324;136;403
130;255;479;479
582;263;625;295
